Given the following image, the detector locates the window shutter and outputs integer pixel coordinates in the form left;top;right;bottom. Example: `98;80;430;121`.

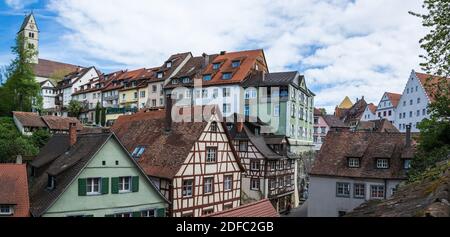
111;177;119;194
156;208;166;217
132;212;141;217
101;178;109;194
132;176;139;192
78;179;86;196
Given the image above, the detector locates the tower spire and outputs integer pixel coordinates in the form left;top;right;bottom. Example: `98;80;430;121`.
18;12;39;64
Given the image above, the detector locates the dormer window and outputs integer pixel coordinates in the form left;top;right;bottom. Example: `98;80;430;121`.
166;61;172;68
403;159;412;170
0;205;13;216
182;77;190;83
231;60;241;68
222;72;232;80
47;175;55;190
171;79;179;85
157;72;164;79
203;74;212;81
376;159;389;169
212;63;221;70
210;122;218;132
347;158;360;168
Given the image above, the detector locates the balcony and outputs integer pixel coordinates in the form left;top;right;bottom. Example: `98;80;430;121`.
103;94;119;101
268;185;295;198
106;107;138;115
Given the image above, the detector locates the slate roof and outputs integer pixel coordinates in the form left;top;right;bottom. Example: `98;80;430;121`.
356;119;399;133
347;161;450;217
12;111;46;128
41;116;83;131
201;49;268;86
310;131;412;180
33;59;81;79
242;71;299;87
415;72;450;103
165;55;218;89
206;199;279;217
323;115;348;128
0;164;30;217
29;133;110;216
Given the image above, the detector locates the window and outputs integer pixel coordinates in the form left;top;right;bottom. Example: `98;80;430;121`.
244;105;250;116
313;136;318;143
245;89;257;99
378;112;381;118
273;104;280;117
171;79;178;85
417;110;420;117
231;60;241;68
202;209;214;215
348;158;360;168
250;178;260;190
376;159;389;169
403;101;406;106
269;179;277;190
152;99;157;107
222;88;230;97
87;178;101;195
119;177;132;193
407;88;409;94
134;92;138;99
388;110;392;116
354;184;365;198
278;177;284;187
250;161;260;171
202;89;208;98
222;73;232;80
140;91;145;98
206;147;217;163
141;209;156;217
47;175;55;189
210;122;218;132
157;72;163;78
204;177;213;194
403;159;412;169
182;77;190;83
409;111;413;118
160;98;164;105
417;98;420;104
269;161;276;171
416;86;418;92
383;111;387;117
320;127;326;134
423;109;426;116
336;183;350;197
370;185;385;199
224;175;233;191
166;61;172;68
131;146;145;159
203;74;212;81
213;63;221;70
0;205;13;215
338;211;347;217
410;99;413;105
239;141;248;151
223;103;231;113
182;179;193;197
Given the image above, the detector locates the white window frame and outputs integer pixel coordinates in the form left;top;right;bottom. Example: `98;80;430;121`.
336;182;350;197
206;147;217;163
142;209;156;217
348;158;360;168
0;205;13;216
119;176;132;193
86;178;101;195
250;178;260;190
204;177;213;194
224;175;233;191
353;183;365;198
250;161;260;171
370;185;385;199
182;179;193;197
376;159;389;169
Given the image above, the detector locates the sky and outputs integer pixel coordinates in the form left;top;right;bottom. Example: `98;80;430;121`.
0;0;427;113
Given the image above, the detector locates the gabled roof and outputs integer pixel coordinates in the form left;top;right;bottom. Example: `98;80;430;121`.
201;49;268;86
153;52;192;83
323;115;348;128
19;13;38;32
242;71;299;88
33;59;81;79
356;119;399;133
385;92;402;107
41;116;83;131
367;103;377;114
165;55;218;89
343;97;367;123
206;199;279;217
310;131;411;180
12;111;46;128
0;164;30;217
415;72;450;103
338;96;353;109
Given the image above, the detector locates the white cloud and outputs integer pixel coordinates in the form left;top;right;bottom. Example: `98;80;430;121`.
44;0;426;112
5;0;37;9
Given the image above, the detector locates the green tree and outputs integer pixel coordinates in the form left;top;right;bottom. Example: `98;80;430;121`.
95;102;101;125
68;100;83;118
101;108;106;127
31;129;51;148
0;35;41;116
0;117;40;162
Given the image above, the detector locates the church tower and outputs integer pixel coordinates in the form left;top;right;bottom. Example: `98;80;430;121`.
18;13;39;64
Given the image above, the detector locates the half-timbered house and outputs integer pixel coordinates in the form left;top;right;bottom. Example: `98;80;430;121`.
225;115;299;213
112;103;244;217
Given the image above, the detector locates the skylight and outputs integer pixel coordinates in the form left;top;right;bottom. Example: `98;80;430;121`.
131;146;146;159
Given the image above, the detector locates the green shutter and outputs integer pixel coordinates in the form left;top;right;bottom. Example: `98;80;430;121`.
132;212;141;217
156;208;166;217
101;177;109;194
132;176;139;192
111;177;119;194
78;179;86;196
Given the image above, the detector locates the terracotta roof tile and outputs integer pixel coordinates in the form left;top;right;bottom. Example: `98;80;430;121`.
12;111;46;128
33;59;81;78
41;116;83;131
206;199;279;217
0;164;30;217
386;92;402;107
415;72;450;103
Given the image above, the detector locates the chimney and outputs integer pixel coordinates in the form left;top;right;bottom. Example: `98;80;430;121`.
202;53;210;67
16;155;22;164
405;124;412;147
165;94;173;132
220;51;226;55
236;114;244;133
69;122;77;146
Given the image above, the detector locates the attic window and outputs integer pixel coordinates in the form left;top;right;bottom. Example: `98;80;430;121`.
131;146;146;159
166;61;172;68
376;159;389;169
47;175;55;190
213;63;221;70
0;205;13;216
210;122;218;132
171;79;179;85
157;72;164;79
222;73;232;80
231;60;241;68
347;158;360;168
182;77;190;83
203;74;212;81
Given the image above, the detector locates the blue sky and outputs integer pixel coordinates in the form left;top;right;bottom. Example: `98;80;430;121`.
0;0;426;113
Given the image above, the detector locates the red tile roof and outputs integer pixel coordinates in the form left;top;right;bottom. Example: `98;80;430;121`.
33;59;81;78
206;199;279;217
41;116;83;131
0;164;30;217
201;49;268;86
385;92;402;107
12;111;47;128
367;103;377;114
415;72;450;103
